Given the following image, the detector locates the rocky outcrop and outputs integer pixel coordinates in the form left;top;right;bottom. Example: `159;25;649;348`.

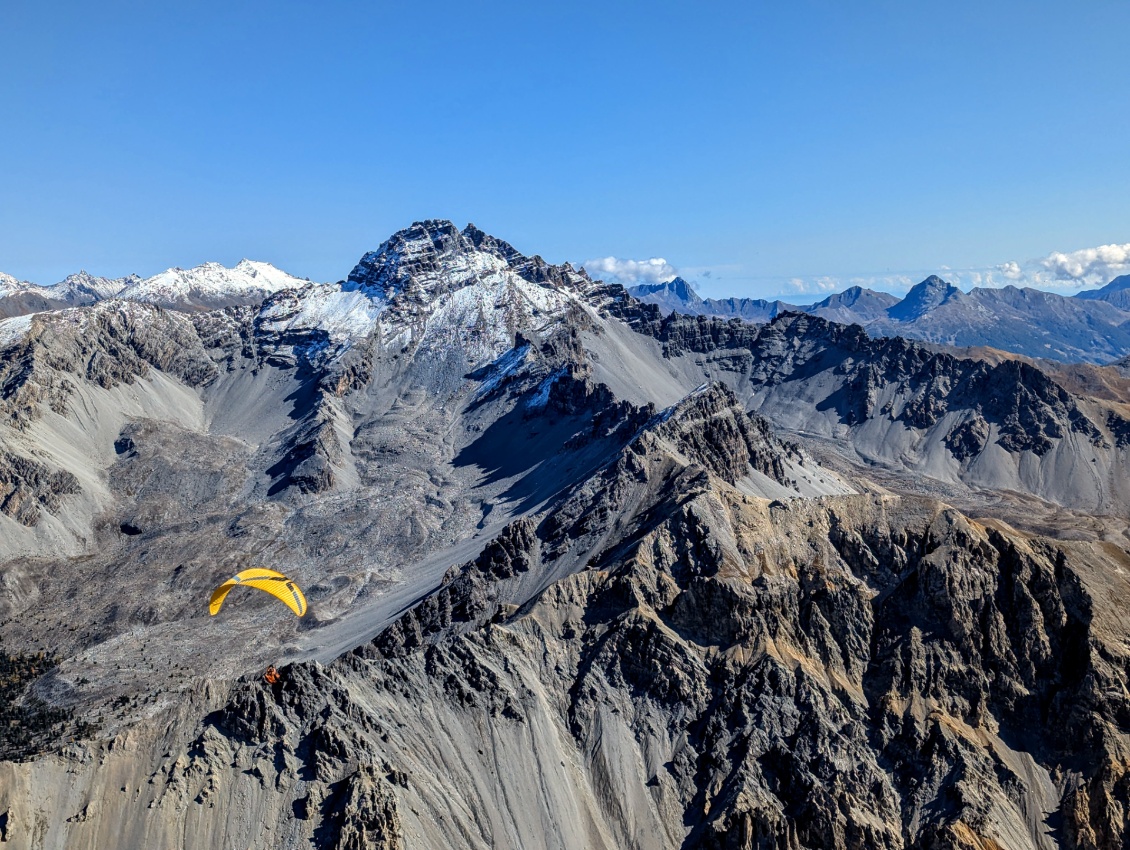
0;303;216;428
620;305;1115;448
0;451;79;526
649;384;803;485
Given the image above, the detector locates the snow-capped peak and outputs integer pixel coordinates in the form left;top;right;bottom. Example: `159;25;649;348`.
258;221;596;368
346;220;592;303
53;271;137;303
0;272;34;298
116;260;309;309
232;259;307;290
346;220;491;300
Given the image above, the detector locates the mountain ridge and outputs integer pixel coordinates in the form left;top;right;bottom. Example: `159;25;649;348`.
630;273;1130;363
0;260;308;316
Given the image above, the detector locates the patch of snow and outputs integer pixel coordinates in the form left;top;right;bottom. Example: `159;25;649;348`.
475;345;531;398
259;283;388;347
0;314;33;348
411;272;577;367
526;367;567;411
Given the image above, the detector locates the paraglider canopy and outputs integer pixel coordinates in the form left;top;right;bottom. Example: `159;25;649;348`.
209;568;307;617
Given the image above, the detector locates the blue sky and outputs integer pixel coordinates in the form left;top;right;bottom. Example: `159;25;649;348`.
2;0;1128;298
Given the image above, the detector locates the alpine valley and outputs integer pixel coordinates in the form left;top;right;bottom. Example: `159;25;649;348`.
2;221;1130;850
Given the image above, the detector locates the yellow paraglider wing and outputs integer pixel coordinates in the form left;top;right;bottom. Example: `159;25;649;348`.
209;568;307;617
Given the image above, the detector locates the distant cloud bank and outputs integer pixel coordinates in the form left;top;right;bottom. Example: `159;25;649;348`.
779;241;1130;299
1040;243;1130;284
786;276;863;296
580;241;1129;300
582;256;677;285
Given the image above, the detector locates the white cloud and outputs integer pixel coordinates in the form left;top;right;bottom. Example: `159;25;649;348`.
850;274;917;295
786;276;841;296
998;261;1023;280
783;274;917;298
581;256;677;285
1040;243;1130;284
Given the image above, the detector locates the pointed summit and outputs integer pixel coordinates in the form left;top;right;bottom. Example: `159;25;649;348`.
662;277;699;302
627;277;705;315
346;220;467;297
345;220;593;303
887;275;964;322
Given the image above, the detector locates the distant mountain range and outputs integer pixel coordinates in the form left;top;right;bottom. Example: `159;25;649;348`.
10;258;1129;366
0;259;309;317
629;273;1130;364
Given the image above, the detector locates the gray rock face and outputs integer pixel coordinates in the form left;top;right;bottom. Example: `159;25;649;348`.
0;451;79;526
2;222;1130;849
0;303;216;429
0;292;72;320
610;303;1130;512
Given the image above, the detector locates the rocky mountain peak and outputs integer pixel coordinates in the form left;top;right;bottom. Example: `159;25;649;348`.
346;219;589;306
817;285;874;306
54;270;137;302
659;277;697;299
804;286;900;324
626;277;708;316
260;222;598;371
460;221;521;262
345;220;477;297
887;274;964;321
1106;273;1130;292
0;272;30;296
